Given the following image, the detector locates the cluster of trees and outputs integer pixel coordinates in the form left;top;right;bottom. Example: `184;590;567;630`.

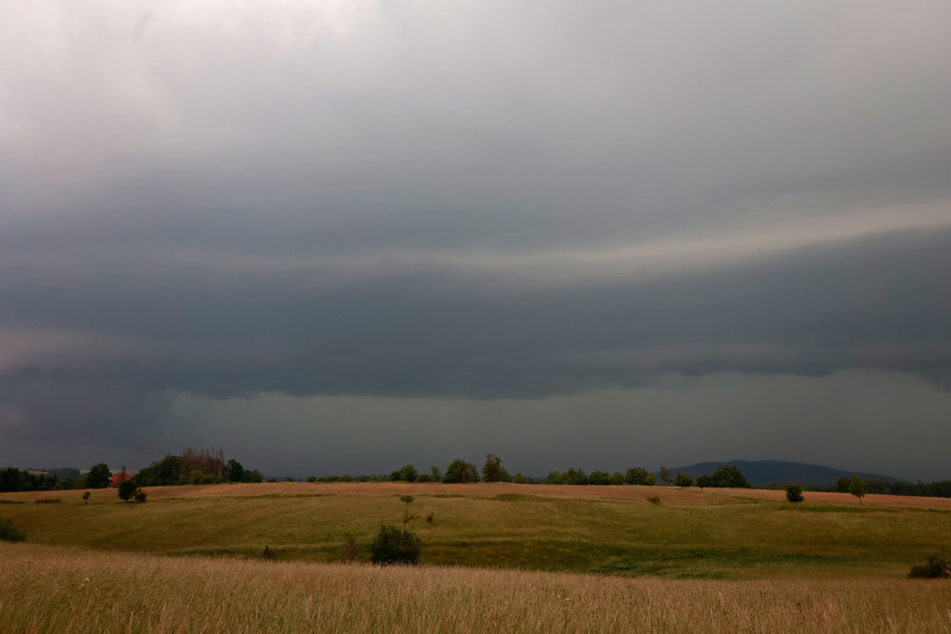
1;467;85;492
383;456;511;484
133;449;262;487
546;467;655;486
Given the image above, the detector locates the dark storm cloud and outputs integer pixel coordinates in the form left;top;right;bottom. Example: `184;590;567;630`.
2;1;950;474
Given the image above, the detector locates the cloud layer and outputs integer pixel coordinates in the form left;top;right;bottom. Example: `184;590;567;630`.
1;1;949;477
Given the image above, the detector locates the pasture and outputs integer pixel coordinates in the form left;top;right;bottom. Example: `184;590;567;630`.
2;482;951;632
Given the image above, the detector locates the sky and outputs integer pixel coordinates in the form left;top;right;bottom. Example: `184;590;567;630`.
1;1;950;481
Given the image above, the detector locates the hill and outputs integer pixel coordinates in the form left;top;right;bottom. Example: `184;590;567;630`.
665;460;903;487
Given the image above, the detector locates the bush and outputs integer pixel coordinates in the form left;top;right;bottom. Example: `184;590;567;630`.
908;556;950;579
0;517;25;542
118;479;138;502
646;495;661;505
785;485;804;503
134;489;147;503
369;524;422;565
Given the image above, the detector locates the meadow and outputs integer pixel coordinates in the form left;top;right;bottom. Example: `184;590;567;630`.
2;482;951;632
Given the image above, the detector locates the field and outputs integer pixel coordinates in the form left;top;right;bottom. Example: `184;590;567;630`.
2;482;951;632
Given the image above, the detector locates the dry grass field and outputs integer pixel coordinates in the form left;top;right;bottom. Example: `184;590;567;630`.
3;482;951;632
2;542;951;633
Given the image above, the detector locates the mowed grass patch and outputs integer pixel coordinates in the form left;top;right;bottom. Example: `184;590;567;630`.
2;483;950;578
3;543;951;633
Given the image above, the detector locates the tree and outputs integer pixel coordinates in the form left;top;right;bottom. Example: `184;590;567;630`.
482;454;511;483
849;475;867;503
227;459;245;483
589;470;611;485
117;479;138;502
835;476;851;493
675;473;694;490
397;464;419;482
785;484;804;503
443;459;479;483
696;475;712;490
609;471;625;485
710;465;751;488
644;474;656;486
82;491;91;504
659;466;673;485
429;466;442;482
86;464;111;489
625;467;650;485
369;525;422;565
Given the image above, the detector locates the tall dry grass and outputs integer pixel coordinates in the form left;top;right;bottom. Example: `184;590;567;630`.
2;543;950;633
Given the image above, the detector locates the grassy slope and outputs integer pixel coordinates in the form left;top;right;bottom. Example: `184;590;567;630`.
3;482;951;579
3;543;951;633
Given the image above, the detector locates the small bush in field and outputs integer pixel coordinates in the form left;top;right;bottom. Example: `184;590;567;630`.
134;489;147;503
908;556;950;579
261;546;276;561
646;495;661;505
338;535;362;563
0;517;26;542
370;525;422;566
785;485;804;503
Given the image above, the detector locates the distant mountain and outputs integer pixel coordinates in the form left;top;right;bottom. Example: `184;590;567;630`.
664;460;904;487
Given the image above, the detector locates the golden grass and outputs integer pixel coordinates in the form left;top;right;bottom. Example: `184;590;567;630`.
6;481;951;510
2;542;950;633
3;482;951;579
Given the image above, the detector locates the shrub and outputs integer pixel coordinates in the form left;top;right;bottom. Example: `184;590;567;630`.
908;556;950;579
646;495;661;505
118;479;138;502
0;517;25;542
675;473;694;490
785;485;804;503
307;475;317;483
369;524;422;565
134;489;147;503
338;535;362;563
82;491;90;504
261;545;276;560
34;498;62;504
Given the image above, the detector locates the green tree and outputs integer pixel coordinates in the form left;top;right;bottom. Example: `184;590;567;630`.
86;463;112;489
696;475;712;490
659;466;673;485
481;454;511;483
675;473;694;490
785;484;804;503
117;479;138;502
644;474;656;486
369;525;422;565
429;466;442;482
609;471;625;485
82;491;91;504
850;475;867;503
589;470;610;485
710;465;751;488
227;459;245;483
153;455;181;486
443;459;479;483
398;464;419;482
835;476;851;493
625;467;649;485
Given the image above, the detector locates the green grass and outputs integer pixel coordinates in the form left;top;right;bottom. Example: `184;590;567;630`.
2;484;950;578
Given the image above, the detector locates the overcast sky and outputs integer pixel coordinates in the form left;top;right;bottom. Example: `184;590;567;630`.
2;1;950;481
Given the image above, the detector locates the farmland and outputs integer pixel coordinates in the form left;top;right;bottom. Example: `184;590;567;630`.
2;482;951;632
